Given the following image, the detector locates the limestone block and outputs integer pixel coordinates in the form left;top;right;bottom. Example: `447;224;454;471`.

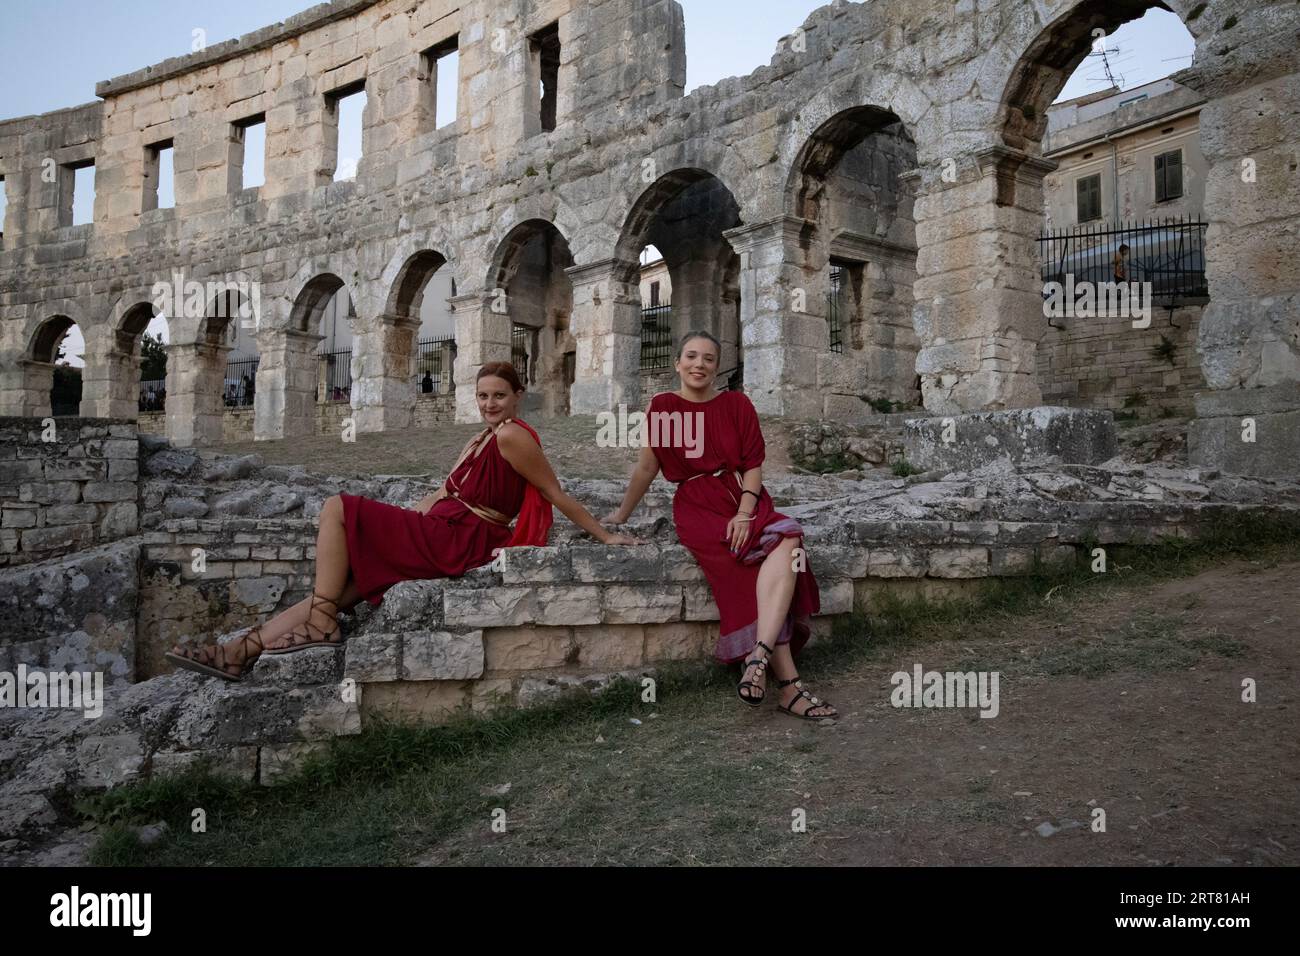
401;630;485;681
927;547;991;578
572;624;645;668
601;584;683;624
483;626;574;671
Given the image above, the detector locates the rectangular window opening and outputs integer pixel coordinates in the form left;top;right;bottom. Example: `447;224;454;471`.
827;259;864;354
530;23;561;133
422;37;460;131
327;83;367;183
1076;173;1101;223
234;115;266;191
649;281;661;308
62;160;96;227
0;174;7;247
1155;149;1183;202
144;140;176;211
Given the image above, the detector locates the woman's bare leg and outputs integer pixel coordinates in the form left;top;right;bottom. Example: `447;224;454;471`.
261;495;352;652
169;495;359;670
741;536;836;718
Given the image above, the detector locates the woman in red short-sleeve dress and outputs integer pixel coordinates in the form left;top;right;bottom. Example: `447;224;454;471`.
166;363;638;681
605;332;836;721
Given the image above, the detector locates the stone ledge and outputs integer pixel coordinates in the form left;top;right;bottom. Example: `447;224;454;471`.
904;407;1118;470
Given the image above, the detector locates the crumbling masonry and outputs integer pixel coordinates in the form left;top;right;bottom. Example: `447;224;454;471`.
1;0;1296;475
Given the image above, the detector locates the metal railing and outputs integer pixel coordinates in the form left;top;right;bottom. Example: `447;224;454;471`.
510;325;535;384
224;356;259;407
827;267;845;354
641;302;674;370
139;378;166;412
319;349;352;403
1037;217;1208;304
415;336;455;395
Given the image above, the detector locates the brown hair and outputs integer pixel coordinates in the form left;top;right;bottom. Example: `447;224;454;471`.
476;362;526;392
677;330;721;361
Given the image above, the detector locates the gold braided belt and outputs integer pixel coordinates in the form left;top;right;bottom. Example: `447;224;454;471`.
681;468;733;485
449;491;512;527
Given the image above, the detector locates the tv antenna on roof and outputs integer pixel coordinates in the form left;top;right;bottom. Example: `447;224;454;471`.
1086;30;1126;90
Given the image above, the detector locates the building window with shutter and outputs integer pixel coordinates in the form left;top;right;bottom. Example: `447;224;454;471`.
649;281;660;308
1155;149;1183;202
1076;173;1102;223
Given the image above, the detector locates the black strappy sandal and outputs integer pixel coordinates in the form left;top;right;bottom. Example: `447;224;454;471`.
164;625;267;683
737;640;773;706
776;676;838;722
261;591;344;656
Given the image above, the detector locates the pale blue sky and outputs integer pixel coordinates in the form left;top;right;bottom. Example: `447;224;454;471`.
0;1;1195;120
1;1;1193;366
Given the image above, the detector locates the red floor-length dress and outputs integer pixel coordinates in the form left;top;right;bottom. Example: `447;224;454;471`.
340;429;527;606
648;390;820;664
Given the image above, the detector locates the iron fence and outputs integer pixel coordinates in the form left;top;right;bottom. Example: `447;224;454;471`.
1037;217;1208;304
827;267;845;354
320;349;352;403
224;356;259;406
641;302;674;370
415;336;455;395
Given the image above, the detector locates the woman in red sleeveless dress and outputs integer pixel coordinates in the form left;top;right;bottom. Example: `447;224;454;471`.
605;332;836;721
166;363;638;681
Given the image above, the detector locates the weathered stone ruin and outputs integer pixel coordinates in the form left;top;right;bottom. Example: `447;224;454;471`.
1;0;1299;847
1;0;1296;470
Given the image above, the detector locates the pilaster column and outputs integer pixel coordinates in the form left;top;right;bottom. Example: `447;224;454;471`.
253;328;322;441
166;342;230;447
451;291;508;423
564;259;642;415
351;313;420;433
722;217;825;419
908;147;1057;415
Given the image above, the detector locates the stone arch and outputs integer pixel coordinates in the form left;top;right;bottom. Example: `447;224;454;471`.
781;104;921;407
109;293;165;351
290;273;349;334
486;219;576;417
26;314;83;418
614;168;745;387
998;0;1200;155
993;0;1209;422
614;168;744;285
356;247;459;427
384;248;451;321
28;314;77;364
783;105;916;226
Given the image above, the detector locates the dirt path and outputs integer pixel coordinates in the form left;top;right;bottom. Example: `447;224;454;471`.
415;558;1300;866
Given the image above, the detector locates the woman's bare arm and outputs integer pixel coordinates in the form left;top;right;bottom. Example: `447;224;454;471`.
496;424;641;545
726;465;764;552
606;442;661;524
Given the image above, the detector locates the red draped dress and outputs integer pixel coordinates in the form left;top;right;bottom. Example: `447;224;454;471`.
340;429;527;606
648;390;820;664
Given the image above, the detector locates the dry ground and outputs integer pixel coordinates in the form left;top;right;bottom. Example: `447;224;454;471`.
409;557;1299;866
211;413;795;479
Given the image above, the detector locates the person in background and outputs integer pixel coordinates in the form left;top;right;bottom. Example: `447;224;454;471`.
422;371;434;394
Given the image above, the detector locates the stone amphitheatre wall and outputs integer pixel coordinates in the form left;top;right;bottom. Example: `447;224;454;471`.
1;0;1296;475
